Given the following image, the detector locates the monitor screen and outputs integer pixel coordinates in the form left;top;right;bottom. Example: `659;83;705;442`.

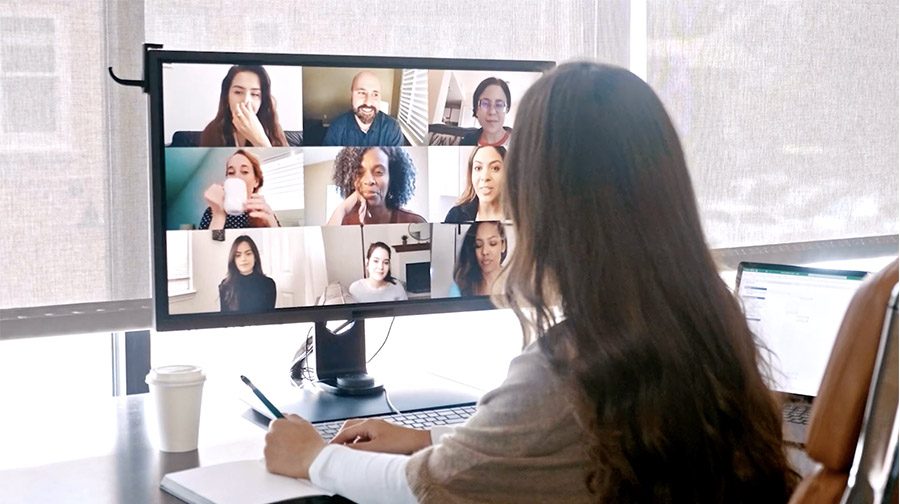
735;262;868;397
148;51;552;331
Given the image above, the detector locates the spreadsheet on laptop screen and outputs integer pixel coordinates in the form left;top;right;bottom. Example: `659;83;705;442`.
737;265;867;397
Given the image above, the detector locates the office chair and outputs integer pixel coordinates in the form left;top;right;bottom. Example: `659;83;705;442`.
789;259;898;504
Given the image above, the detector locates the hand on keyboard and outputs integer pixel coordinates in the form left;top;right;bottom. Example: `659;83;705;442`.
329;418;432;454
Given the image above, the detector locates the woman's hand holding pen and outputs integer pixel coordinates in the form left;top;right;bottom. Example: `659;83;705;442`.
232;101;272;147
265;414;325;479
245;193;279;227
330;419;431;455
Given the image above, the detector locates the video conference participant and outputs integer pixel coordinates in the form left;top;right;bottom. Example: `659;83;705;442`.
459;77;513;148
264;62;796;503
327;147;426;225
323;71;404;147
218;235;276;313
448;221;507;297
199;65;292;148
444;146;506;223
348;242;408;303
199;149;280;230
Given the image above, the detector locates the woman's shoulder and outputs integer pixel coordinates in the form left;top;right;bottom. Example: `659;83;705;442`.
391;208;426;223
459;129;481;146
444;199;478;223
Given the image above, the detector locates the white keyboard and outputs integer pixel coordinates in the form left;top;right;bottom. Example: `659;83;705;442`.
313;404;476;439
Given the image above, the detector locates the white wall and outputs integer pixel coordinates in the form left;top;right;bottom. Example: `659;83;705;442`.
163;63;303;144
322;225;365;289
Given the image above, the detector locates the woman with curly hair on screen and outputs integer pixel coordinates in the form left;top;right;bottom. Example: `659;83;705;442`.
327;147;426;225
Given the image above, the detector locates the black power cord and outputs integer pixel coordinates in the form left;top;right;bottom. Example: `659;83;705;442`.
366;316;395;364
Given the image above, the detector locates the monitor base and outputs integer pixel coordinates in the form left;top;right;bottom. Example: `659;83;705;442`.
316;373;384;396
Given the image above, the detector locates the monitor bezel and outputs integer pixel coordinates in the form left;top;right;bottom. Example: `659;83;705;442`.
147;49;554;331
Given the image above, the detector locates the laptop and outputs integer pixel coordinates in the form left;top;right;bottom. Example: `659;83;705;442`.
735;262;868;444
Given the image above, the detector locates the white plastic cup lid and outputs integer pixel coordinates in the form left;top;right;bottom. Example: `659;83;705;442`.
146;365;206;386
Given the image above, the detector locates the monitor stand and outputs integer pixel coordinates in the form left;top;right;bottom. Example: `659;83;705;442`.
313;319;384;396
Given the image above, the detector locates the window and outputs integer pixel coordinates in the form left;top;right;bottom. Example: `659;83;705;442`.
396;68;428;145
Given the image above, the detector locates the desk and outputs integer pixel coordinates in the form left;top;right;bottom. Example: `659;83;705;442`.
0;393;275;504
0;382;816;504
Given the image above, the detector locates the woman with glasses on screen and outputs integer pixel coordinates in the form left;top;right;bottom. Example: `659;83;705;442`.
459;77;513;148
348;242;408;303
448;221;507;297
264;63;796;503
444;146;506;223
199;65;289;148
199;149;279;230
326;147;426;225
218;235;276;313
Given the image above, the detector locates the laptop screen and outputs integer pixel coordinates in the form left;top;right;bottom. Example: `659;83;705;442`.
736;262;868;397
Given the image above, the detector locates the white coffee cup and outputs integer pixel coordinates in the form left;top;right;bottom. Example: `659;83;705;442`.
145;365;206;452
222;177;247;216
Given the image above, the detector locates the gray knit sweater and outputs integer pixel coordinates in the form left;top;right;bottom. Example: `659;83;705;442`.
406;340;593;503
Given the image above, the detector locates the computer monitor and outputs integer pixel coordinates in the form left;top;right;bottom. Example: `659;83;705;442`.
735;262;868;397
147;49;553;394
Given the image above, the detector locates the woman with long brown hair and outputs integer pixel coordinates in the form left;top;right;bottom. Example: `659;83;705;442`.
218;235;276;313
449;221;507;297
263;62;797;503
199;65;288;148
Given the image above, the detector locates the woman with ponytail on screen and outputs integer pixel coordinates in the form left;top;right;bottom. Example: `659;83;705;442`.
264;62;797;503
199;149;280;230
348;242;408;303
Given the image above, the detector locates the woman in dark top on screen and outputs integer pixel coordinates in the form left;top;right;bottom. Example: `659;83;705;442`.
326;147;426;225
444;145;506;223
199;65;289;148
459;77;513;148
219;235;276;313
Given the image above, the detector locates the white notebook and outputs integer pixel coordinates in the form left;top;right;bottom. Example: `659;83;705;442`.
160;459;333;504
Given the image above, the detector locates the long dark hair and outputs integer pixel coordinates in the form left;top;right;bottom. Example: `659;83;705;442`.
220;235;265;311
365;241;397;285
453;221;507;296
200;65;288;147
502;62;796;502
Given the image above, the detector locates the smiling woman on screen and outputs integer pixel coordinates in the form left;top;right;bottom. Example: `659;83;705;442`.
348;242;408;303
444;146;506;223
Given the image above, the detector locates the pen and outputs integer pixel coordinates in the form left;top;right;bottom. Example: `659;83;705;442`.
240;375;284;419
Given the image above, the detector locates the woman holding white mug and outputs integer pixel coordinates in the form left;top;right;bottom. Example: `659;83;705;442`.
199;149;280;230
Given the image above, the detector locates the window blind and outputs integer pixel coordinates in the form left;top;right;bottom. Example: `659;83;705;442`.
397;68;428;145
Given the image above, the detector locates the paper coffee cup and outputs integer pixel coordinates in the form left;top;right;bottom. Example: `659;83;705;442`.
222;177;247;216
146;365;206;452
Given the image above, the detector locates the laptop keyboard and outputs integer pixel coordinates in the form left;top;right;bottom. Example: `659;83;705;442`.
783;402;811;425
313;404;476;439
